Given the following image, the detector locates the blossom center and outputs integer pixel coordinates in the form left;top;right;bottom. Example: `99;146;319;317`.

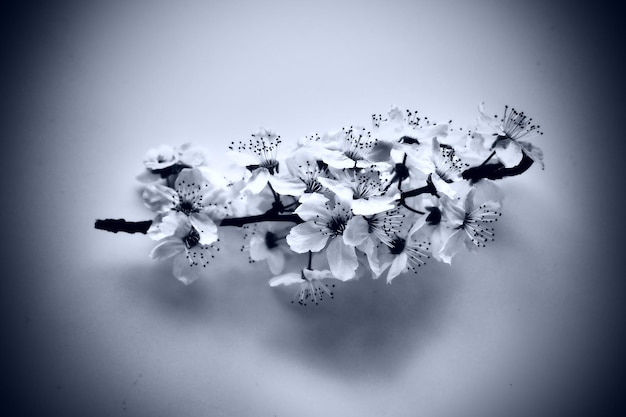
178;200;198;215
425;206;441;225
183;228;201;249
389;237;406;255
264;231;280;249
327;216;347;236
260;159;279;175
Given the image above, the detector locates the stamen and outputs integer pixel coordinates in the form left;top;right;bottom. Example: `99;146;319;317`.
458;204;502;247
498;105;543;142
229;130;282;174
292;271;335;306
367;208;404;247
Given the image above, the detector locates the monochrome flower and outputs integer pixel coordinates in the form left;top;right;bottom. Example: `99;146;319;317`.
143;144;179;170
269;268;337;306
318;168;399;215
373;106;448;146
144;168;222;245
478;103;544;168
149;222;220;285
416;138;469;198
353;208;406;278
139;143;209;185
286;193;367;280
438;188;502;263
302;126;392;169
228;128;305;195
377;223;431;283
284;148;330;195
242;223;291;275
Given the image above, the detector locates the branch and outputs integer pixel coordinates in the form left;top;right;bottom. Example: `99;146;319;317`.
95;212;303;234
95;219;153;234
220;213;303;227
462;153;535;182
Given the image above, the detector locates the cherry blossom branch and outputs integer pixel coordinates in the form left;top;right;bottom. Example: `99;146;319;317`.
462;153;534;182
96;153;535;235
95;212;303;234
94;219;153;234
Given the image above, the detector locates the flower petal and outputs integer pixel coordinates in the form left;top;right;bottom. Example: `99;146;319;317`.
358;237;383;278
343;216;369;246
266;250;286;275
367;140;393;162
286;222;328;253
294;192;329;221
190;213;218;245
249;235;269;261
175;167;207;190
519;141;545;169
242;169;270;194
302;269;334;280
326;238;358;281
149;238;184;260
269;272;303;287
142;184;177;213
351;195;398;216
386;253;407;283
323;151;360;169
172;253;201;285
227;150;259;167
148;212;187;241
268;175;307;196
438;228;466;264
494;139;523;168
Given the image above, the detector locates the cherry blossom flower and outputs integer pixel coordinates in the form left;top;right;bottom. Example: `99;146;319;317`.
139;143;209;185
477;103;544;168
284;148;331;196
351;208;406;278
143;144;179;170
269;268;338;306
144;168;223;245
416;138;469;198
228;129;305;196
149;222;220;285
376;222;431;283
373;106;448;147
242;223;291;275
318;168;399;215
302;127;392;169
438;188;502;263
286;193;368;280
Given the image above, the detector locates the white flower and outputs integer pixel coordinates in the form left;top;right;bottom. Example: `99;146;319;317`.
438;187;502;263
351;208;406;278
478;103;544;168
318;168;399;215
416;138;468;198
139;143;209;184
149;222;220;285
144;168;222;245
143;144;179;170
269;268;338;306
286;193;367;280
377;222;431;283
373;106;448;147
302;127;392;169
284;148;330;195
242;223;291;275
228;128;304;196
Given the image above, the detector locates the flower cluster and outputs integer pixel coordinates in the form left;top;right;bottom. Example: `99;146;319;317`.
95;103;544;305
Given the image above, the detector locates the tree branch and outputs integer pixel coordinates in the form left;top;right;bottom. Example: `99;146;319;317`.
95;212;303;234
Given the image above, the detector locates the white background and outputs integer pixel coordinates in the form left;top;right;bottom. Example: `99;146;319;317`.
2;1;624;416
